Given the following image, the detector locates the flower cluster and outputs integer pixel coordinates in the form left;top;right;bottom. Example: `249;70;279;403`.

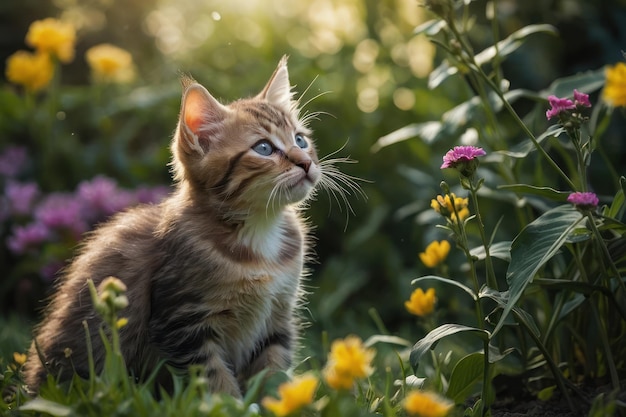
5;17;136;92
89;276;129;329
1;146;169;280
419;240;450;268
404;390;454;417
603;62;626;108
545;89;592;131
262;373;319;416
323;335;375;390
431;193;469;224
405;288;437;317
567;191;599;211
5;18;76;92
86;43;136;84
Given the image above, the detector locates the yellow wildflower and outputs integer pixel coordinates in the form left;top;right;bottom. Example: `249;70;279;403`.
85;43;136;84
262;373;318;416
323;335;375;390
431;193;469;223
405;288;436;317
603;62;626;108
25;18;76;63
13;352;27;366
5;50;54;92
419;240;450;268
404;390;454;417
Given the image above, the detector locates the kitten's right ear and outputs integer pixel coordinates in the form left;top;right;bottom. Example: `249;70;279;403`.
177;81;228;155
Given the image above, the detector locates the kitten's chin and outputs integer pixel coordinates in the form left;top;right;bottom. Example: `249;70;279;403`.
285;171;319;203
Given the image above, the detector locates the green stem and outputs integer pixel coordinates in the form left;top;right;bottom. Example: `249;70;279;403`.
586;212;625;294
480;339;492;417
469;179;498;290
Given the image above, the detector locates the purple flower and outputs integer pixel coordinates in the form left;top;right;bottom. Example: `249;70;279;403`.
135;185;171;204
546;96;576;120
5;181;39;215
7;222;50;254
567;191;599;209
0;146;28;178
573;89;591;107
441;145;486;176
40;261;63;281
35;193;87;236
77;175;124;221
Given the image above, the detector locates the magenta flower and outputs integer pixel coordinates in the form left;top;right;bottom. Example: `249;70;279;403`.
7;222;50;254
546;96;576;120
6;181;39;215
441;146;486;178
567;191;599;209
35;193;87;237
0;146;28;178
573;89;591;107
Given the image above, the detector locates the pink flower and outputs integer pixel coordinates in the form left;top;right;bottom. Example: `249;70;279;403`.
573;89;591;107
546;96;576;120
7;222;50;254
441;146;486;169
567;192;599;209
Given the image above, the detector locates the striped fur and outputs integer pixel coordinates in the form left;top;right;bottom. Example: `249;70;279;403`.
23;57;324;396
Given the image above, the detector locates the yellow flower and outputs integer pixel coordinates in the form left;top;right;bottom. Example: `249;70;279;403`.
405;288;436;317
419;240;451;268
5;50;54;92
13;352;27;366
85;44;135;84
603;62;626;108
404;390;454;417
25;18;76;63
323;335;375;390
431;193;469;223
262;373;318;416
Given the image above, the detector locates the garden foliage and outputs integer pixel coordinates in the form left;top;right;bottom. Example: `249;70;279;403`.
1;0;626;416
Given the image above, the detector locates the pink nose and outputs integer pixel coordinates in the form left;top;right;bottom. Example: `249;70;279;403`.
287;147;311;173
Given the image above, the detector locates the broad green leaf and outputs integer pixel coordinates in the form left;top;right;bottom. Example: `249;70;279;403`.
604;176;626;219
497;185;569;202
371;121;443;151
364;334;412;348
411;275;477;301
446;352;484;404
479;286;541;338
492;205;584;336
20;398;72;416
470;241;512;262
541;68;606;98
410;324;490;372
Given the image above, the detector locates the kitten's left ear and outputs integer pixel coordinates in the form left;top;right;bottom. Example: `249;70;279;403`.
258;55;293;109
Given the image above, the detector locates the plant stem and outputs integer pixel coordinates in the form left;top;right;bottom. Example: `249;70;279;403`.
468;179;498;290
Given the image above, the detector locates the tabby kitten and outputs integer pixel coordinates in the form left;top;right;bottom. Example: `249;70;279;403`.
24;56;327;396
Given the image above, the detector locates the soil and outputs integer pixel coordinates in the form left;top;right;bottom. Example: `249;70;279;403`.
488;377;626;417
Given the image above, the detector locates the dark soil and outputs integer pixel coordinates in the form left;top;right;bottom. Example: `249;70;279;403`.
489;378;626;417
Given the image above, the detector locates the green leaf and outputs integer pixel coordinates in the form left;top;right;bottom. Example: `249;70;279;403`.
497;184;570;202
364;334;412;348
492;205;584;336
20;397;72;416
411;275;477;301
410;324;490;372
413;19;447;36
371;121;443;151
470;241;512;262
498;125;566;159
541;68;606;98
479;286;541;338
446;352;484;404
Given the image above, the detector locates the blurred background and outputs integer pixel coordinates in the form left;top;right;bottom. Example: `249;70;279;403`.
1;0;626;360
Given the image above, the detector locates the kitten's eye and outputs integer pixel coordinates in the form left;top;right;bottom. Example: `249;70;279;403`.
295;133;308;149
252;140;274;156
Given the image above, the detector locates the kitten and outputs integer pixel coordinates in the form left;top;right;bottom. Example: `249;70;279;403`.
24;56;345;396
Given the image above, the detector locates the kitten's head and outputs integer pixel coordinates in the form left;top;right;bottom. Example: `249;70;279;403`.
172;56;321;217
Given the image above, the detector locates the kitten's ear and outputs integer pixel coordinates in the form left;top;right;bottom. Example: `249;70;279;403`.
258;55;293;109
177;79;227;154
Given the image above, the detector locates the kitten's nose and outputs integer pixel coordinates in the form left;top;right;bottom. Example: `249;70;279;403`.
287;147;311;173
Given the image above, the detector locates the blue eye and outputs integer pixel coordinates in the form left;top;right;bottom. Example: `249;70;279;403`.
252;140;274;156
295;133;308;149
